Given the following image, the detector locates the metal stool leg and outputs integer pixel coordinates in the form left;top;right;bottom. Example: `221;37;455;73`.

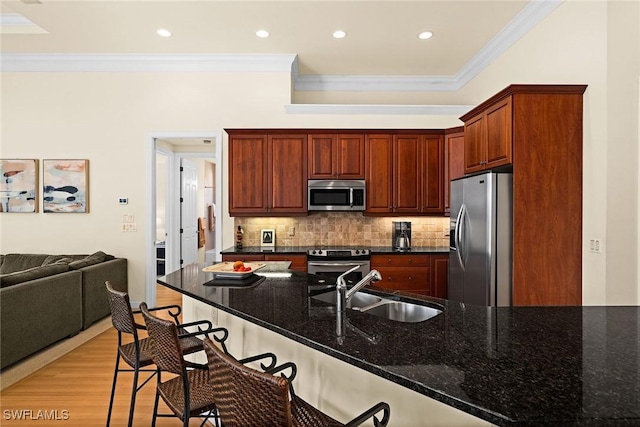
126;361;140;427
105;350;121;427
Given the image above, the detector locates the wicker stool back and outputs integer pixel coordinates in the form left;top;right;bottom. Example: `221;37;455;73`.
202;337;391;427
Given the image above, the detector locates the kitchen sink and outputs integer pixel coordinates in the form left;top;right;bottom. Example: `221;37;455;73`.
311;290;383;309
311;290;442;323
356;301;442;323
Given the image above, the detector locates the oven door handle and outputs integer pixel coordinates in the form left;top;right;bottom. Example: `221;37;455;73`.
308;262;368;267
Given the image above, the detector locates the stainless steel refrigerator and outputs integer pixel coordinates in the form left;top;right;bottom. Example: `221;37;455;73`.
449;172;513;306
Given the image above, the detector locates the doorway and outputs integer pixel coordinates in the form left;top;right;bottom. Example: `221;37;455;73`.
147;133;223;306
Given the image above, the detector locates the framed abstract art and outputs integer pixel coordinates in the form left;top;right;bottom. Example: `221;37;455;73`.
0;159;38;213
42;159;89;213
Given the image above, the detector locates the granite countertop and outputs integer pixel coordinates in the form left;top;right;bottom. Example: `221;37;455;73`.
221;245;449;254
158;263;640;426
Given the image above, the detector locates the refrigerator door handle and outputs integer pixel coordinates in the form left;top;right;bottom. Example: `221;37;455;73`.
455;204;465;271
460;204;468;268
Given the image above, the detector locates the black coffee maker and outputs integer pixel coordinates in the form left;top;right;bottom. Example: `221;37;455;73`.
392;221;411;251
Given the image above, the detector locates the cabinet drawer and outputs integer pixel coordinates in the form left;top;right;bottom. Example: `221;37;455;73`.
375;267;430;292
371;254;429;268
264;254;307;272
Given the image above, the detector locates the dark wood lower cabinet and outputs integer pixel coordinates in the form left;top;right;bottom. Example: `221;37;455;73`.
371;254;447;298
430;255;448;299
374;267;431;295
264;254;307;272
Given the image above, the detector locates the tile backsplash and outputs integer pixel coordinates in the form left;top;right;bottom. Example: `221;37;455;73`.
234;213;449;248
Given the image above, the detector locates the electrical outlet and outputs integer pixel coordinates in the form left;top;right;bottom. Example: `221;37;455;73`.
118;197;128;205
288;227;295;237
589;238;602;253
121;223;137;232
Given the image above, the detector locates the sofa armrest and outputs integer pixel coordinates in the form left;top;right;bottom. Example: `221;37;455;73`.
81;258;128;330
0;271;83;369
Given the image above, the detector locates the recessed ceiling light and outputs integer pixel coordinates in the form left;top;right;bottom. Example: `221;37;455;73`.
418;31;433;40
332;30;347;39
256;30;270;38
156;28;172;38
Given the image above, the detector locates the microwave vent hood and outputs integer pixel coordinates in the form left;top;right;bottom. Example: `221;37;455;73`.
308;180;366;211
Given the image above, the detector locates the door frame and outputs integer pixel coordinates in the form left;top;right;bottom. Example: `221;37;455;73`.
146;131;223;306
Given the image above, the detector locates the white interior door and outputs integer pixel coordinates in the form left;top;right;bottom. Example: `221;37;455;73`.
181;158;198;266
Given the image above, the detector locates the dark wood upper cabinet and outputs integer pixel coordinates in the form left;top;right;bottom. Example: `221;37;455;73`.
463;96;512;174
365;134;393;213
444;127;464;215
268;134;308;214
308;133;365;179
366;132;444;215
227;131;307;216
228;134;268;214
393;134;422;213
422;136;444;213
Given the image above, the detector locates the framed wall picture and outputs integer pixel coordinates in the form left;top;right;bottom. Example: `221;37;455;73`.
261;229;275;247
42;159;89;213
0;159;38;213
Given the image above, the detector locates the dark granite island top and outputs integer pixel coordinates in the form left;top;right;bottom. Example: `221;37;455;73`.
158;263;640;426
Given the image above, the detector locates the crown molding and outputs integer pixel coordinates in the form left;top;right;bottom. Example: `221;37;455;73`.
0;0;563;92
0;13;34;26
0;53;298;72
285;104;473;116
0;12;47;34
292;74;460;92
454;0;563;89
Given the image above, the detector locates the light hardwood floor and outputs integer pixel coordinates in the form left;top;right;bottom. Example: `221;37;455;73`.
0;285;211;426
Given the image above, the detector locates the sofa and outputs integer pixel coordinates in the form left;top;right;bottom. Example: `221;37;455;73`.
0;251;127;369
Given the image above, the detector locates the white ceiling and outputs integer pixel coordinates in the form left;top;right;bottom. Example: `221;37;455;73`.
0;0;553;80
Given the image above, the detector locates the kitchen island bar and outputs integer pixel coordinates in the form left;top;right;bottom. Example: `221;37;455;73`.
158;263;640;426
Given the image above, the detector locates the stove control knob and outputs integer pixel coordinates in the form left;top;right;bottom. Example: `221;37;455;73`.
355;249;360;254
318;250;323;255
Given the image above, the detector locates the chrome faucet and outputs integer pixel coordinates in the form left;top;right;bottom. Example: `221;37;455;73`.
335;266;382;338
335;266;382;314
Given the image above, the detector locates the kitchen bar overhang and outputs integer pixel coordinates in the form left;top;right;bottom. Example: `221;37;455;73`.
158;262;640;426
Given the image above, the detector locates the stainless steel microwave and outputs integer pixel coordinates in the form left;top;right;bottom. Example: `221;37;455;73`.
308;180;366;211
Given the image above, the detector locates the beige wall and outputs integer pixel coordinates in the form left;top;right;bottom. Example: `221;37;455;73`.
1;1;638;304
